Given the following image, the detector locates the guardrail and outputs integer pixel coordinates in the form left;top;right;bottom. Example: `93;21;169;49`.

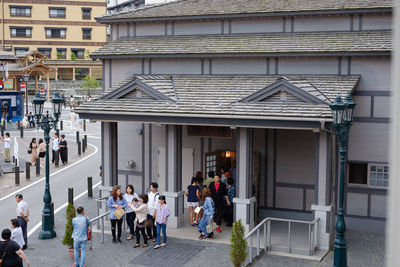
88;210;110;250
245;217;320;265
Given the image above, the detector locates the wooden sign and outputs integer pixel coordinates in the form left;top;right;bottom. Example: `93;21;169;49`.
187;126;232;138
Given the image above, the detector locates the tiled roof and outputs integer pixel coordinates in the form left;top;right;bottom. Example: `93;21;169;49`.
91;31;391;58
98;0;392;21
76;75;360;121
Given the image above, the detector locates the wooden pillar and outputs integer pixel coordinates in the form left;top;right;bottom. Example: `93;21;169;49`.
89;67;92;77
35;75;38;92
55;68;58;81
46;74;50;100
72;67;76;80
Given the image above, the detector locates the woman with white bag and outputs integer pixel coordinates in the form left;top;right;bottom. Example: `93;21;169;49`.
197;188;215;240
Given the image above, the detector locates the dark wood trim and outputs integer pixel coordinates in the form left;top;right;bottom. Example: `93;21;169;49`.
4;40;106;46
4;19;104;27
5;0;106;7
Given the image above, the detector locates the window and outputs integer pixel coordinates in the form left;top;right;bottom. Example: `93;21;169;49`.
348;162;389;188
10;27;32;38
368;164;389;187
14;47;28;56
49;7;65;18
38;48;51;59
45;27;66;38
10;5;31;17
82;28;92;40
82;8;91;19
71;49;84;59
56;48;66;59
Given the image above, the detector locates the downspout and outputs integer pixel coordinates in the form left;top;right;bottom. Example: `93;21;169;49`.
1;0;4;49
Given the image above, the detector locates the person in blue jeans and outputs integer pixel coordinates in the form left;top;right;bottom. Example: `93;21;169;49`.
72;206;89;267
154;195;170;249
198;188;215;239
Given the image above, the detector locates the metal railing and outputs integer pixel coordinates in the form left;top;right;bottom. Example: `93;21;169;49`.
245;217;320;265
88;210;110;250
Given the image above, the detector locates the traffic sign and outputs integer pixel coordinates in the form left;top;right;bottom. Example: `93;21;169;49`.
40;87;45;94
20;82;26;89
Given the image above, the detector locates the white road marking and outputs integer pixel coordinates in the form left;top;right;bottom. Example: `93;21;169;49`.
27;181;101;237
0;142;98;203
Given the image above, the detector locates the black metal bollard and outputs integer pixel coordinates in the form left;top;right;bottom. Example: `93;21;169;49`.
12;156;15;163
84;135;88;149
2;120;5;130
25;161;30;181
20;126;23;138
77;141;81;156
55;151;59;167
76;131;80;143
82;141;85;153
87;177;93;198
60;120;63;131
17;120;20;130
15;165;20;186
68;187;74;205
83;119;86;132
1;126;4;138
36;158;40;176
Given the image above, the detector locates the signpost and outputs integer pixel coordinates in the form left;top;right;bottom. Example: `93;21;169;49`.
20;82;26;92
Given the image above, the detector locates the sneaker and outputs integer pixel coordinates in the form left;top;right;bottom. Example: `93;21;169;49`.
72;264;76;267
160;243;167;247
112;239;117;243
216;227;222;233
154;245;161;249
117;238;122;243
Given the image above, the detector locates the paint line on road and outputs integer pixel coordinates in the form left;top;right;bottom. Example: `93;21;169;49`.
27;181;101;237
0;142;98;203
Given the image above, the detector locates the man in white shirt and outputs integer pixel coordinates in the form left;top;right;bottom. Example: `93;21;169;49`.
0;132;11;162
16;194;29;250
147;182;159;241
52;133;60;164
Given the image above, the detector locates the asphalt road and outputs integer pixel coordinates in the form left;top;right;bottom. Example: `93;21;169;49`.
0;109;102;239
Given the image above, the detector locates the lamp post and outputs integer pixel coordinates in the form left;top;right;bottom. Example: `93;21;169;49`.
330;94;356;267
22;73;29;114
33;92;64;240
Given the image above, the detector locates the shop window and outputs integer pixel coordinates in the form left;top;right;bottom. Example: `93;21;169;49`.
82;28;92;40
45;27;66;38
82;8;91;19
38;48;52;59
49;7;65;18
71;49;84;59
10;5;31;17
10;27;31;38
14;47;28;56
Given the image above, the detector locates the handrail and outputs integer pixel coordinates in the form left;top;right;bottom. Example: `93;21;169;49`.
244;217;320;266
88;211;110;250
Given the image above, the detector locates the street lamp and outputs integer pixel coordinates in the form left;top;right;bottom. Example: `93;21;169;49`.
22;73;29;114
33;91;64;240
330;94;356;267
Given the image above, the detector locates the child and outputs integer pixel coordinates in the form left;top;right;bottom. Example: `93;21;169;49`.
154;195;170;249
185;177;200;226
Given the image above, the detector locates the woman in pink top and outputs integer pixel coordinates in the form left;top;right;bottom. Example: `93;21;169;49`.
154;195;170;249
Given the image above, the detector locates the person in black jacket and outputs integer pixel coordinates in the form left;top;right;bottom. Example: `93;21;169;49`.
209;174;231;233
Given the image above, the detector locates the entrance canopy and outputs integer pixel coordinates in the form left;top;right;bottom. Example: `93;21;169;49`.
76;75;360;129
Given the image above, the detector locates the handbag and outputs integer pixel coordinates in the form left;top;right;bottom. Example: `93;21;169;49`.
206;217;218;233
145;214;154;228
86;218;92;241
27;149;32;154
113;208;125;220
0;241;10;267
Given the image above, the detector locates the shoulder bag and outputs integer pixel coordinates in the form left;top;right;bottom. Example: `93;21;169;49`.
0;241;11;267
113;208;126;220
86;218;92;241
206;217;218;233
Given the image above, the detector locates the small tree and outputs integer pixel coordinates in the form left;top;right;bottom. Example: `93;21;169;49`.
70;53;77;61
62;203;76;248
81;74;101;96
230;219;248;267
85;49;91;59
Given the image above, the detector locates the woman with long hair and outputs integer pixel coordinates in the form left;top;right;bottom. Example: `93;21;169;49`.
197;187;215;240
107;186;127;243
29;138;37;166
37;138;46;168
124;184;139;240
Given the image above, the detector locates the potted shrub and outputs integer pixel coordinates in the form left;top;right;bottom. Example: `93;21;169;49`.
230;219;248;267
62;203;76;259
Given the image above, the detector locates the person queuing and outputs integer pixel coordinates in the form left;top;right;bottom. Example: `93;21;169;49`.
15;194;29;250
59;134;68;165
124;185;139;241
9;219;24;249
28;138;37;166
37;139;46;168
198;188;215;240
72;206;89;267
0;229;30;267
147;183;159;242
131;194;149;248
107;186;127;243
209;174;230;233
154;195;170;249
226;178;236;227
51;133;60;164
185;177;200;226
0;132;11;163
204;171;214;188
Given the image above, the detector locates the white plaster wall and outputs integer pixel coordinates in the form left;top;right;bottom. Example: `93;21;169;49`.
174;21;221;35
136;22;165;36
353;96;371;117
111;59;142;86
370;194;387;218
103;59;110;91
294;16;350;32
212;58;267;75
151;125;165;185
119;24;128;38
276;187;303;210
182;126;202;174
278;57;338;74
127;175;145;194
231;18;282;33
363;14;392;30
374;96;391;118
117;122;143;172
276;129;316;184
346;193;368;216
351;57;391;91
348;123;390;162
151;59;202;74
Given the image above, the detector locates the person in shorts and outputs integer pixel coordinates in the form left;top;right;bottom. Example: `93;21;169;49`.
185;177;200;226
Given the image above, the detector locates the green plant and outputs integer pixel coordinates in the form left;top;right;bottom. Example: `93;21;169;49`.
62;203;76;248
81;74;101;96
85;49;91;59
230;219;248;267
70;53;77;61
56;52;64;59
